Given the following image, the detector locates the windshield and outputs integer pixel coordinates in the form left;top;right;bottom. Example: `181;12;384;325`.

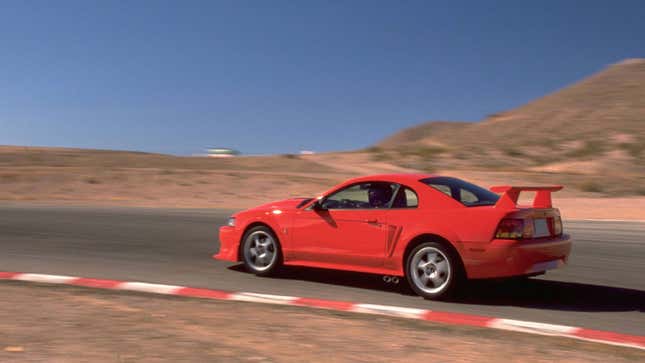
420;176;500;207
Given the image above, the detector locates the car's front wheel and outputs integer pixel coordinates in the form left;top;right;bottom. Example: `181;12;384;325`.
241;226;282;276
405;242;461;300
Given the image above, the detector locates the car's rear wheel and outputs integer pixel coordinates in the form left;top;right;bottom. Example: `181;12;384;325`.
241;226;282;276
405;242;461;300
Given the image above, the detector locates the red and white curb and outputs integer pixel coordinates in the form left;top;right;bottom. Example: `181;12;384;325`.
1;271;643;350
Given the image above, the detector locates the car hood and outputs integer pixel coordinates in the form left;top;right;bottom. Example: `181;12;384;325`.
247;197;312;212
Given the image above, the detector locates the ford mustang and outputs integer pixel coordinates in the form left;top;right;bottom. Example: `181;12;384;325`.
215;174;572;300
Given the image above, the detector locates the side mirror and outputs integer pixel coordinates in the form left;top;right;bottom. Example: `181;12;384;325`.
312;199;327;211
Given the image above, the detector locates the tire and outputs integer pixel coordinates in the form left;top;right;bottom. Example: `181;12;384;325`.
405;242;462;300
241;226;282;276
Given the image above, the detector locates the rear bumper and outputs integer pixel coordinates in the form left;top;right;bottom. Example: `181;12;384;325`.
464;234;572;279
213;226;242;262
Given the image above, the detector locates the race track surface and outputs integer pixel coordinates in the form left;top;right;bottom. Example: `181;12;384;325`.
1;205;643;335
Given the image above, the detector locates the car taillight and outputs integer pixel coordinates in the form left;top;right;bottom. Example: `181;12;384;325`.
553;216;563;236
495;218;526;239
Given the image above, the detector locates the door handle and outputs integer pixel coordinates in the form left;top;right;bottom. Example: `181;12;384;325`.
365;218;379;224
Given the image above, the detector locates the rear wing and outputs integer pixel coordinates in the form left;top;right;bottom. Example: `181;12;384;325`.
490;185;563;209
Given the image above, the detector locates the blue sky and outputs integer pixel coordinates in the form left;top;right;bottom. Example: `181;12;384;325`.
1;1;644;155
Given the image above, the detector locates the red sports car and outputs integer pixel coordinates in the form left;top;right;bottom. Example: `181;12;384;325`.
215;174;572;300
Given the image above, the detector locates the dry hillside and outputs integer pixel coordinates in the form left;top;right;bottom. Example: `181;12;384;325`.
374;59;645;195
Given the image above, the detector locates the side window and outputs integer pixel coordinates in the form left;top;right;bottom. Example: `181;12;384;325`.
392;187;419;208
459;188;478;204
322;182;396;209
421;177;499;207
429;184;451;197
430;183;478;204
405;189;419;207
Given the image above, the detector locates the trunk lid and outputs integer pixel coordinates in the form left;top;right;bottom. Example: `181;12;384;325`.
491;186;564;239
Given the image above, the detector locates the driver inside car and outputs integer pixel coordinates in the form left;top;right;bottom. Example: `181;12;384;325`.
367;184;393;208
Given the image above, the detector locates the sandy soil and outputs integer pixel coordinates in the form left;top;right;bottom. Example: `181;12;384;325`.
554;197;645;220
1;282;642;363
1;147;643;219
1;166;643;219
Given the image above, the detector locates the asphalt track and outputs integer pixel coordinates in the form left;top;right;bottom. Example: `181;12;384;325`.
0;205;643;335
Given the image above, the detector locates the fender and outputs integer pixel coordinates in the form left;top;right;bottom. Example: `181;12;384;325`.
237;212;292;258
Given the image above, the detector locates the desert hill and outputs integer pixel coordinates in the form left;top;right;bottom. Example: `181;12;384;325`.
374;59;645;194
379;59;644;162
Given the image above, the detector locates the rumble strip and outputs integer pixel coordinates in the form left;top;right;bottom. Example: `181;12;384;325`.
1;271;642;350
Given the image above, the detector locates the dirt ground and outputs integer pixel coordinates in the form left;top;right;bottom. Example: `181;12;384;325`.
0;282;642;363
1;167;643;219
1;146;643;219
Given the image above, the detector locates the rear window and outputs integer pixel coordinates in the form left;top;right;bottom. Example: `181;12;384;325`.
420;177;499;207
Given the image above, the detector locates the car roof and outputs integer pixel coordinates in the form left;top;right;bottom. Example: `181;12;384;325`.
343;173;438;184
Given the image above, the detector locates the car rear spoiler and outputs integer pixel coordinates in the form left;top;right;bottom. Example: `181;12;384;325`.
490;185;563;209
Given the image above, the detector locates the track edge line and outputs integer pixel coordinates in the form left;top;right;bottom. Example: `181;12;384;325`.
1;271;642;351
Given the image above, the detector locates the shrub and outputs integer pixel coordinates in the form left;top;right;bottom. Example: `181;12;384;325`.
0;174;19;183
502;148;525;158
578;181;603;193
618;142;644;159
398;146;447;159
85;177;101;185
365;146;382;153
566;140;605;159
